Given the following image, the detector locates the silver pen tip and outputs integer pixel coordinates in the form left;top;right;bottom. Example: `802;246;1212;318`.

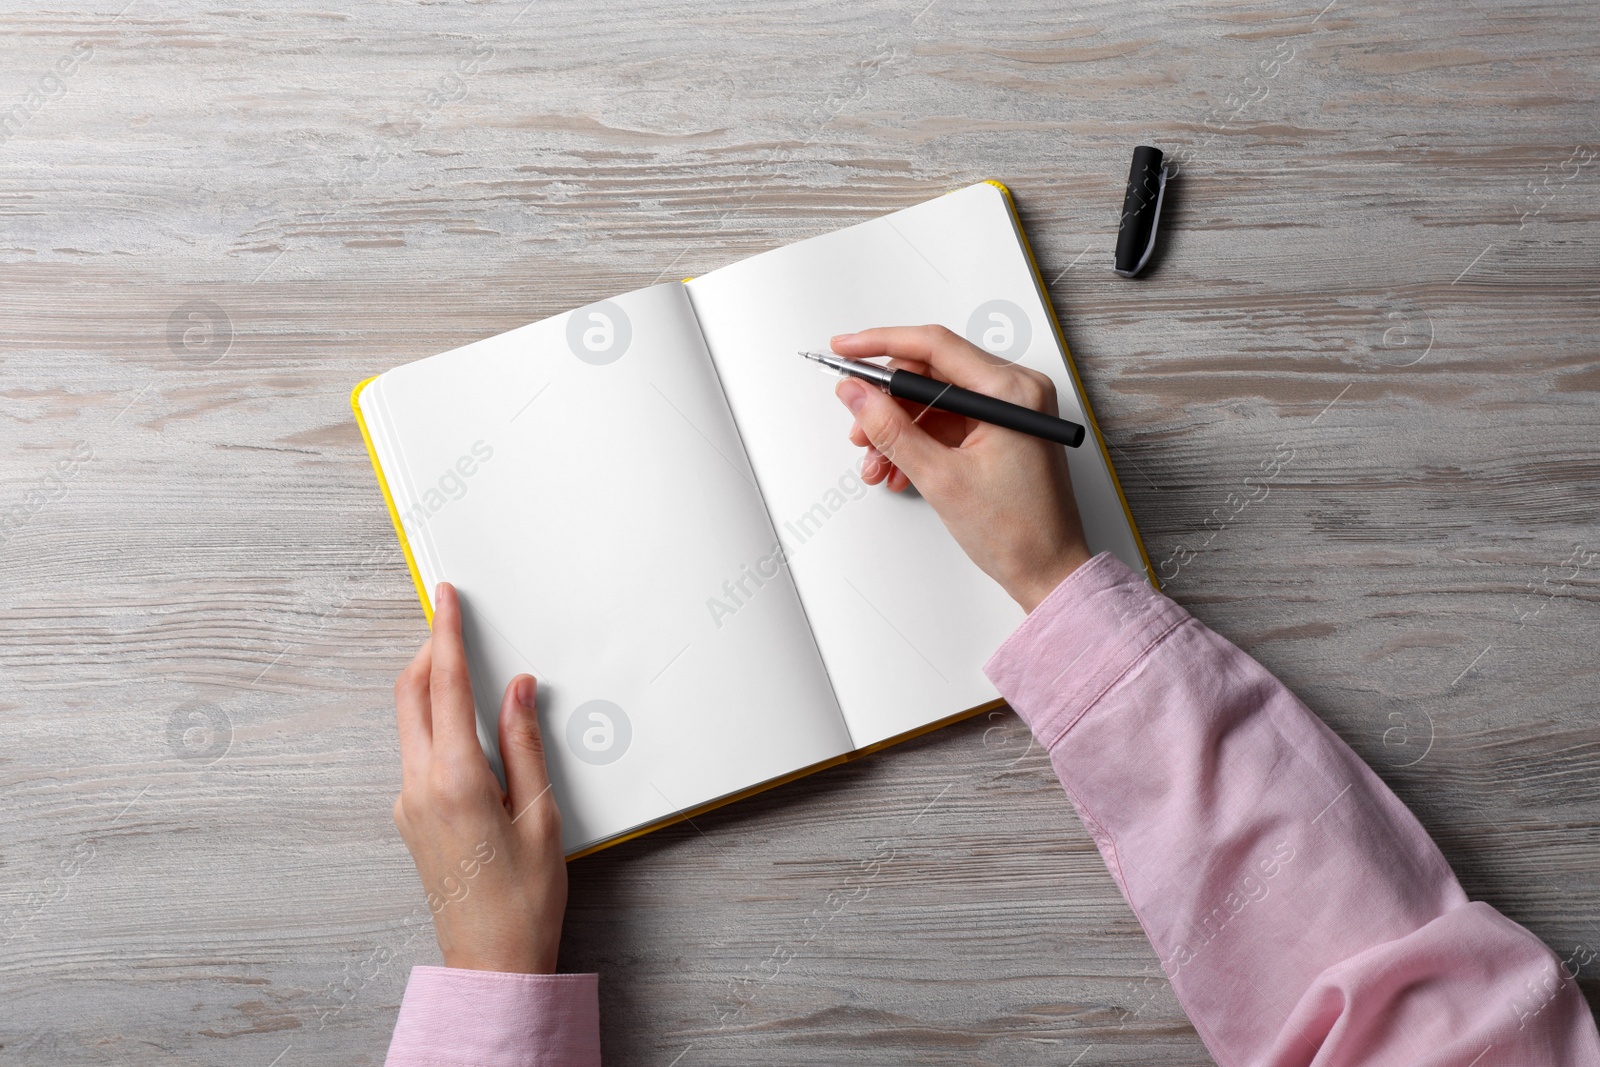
799;350;842;376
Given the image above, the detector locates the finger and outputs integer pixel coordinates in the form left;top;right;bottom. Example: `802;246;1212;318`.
835;378;953;492
851;344;1003;442
498;675;558;835
851;398;966;449
429;582;484;763
887;465;911;493
832;326;1014;395
884;357;934;378
861;445;889;485
394;638;433;786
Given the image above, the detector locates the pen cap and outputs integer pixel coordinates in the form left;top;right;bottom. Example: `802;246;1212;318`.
1113;145;1168;278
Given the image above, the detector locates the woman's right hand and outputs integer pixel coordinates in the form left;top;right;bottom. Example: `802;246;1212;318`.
830;325;1092;613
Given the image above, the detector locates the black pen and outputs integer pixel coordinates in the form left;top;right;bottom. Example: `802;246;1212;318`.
800;351;1085;448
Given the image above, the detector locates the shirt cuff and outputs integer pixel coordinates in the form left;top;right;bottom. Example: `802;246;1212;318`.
983;551;1189;750
385;966;601;1067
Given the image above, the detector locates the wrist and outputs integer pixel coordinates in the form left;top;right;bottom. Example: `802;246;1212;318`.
439;924;560;975
1009;546;1092;614
441;948;556;975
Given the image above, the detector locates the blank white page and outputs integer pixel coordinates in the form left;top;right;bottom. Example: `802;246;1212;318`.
687;183;1147;748
359;282;851;854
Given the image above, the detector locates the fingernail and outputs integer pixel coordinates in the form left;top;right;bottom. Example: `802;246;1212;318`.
831;332;857;344
515;676;536;710
837;379;867;413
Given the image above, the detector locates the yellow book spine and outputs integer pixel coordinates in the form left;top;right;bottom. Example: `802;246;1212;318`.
350;377;435;625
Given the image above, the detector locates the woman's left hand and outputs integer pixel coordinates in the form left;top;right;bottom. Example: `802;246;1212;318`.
392;582;568;973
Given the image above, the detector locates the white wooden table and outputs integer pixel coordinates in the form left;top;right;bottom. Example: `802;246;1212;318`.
2;1;1596;1063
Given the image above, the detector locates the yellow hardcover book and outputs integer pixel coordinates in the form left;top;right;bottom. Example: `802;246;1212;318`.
353;181;1150;859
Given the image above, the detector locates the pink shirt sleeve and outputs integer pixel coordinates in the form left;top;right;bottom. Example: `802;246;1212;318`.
984;551;1600;1065
384;966;600;1067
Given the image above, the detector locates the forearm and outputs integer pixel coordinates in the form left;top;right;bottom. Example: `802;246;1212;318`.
986;552;1600;1066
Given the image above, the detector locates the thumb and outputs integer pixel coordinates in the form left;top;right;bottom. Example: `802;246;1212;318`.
498;675;558;832
836;379;950;489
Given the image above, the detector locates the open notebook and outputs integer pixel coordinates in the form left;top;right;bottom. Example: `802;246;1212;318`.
353;181;1151;858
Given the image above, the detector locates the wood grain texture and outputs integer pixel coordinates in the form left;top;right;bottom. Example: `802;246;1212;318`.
2;0;1597;1063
